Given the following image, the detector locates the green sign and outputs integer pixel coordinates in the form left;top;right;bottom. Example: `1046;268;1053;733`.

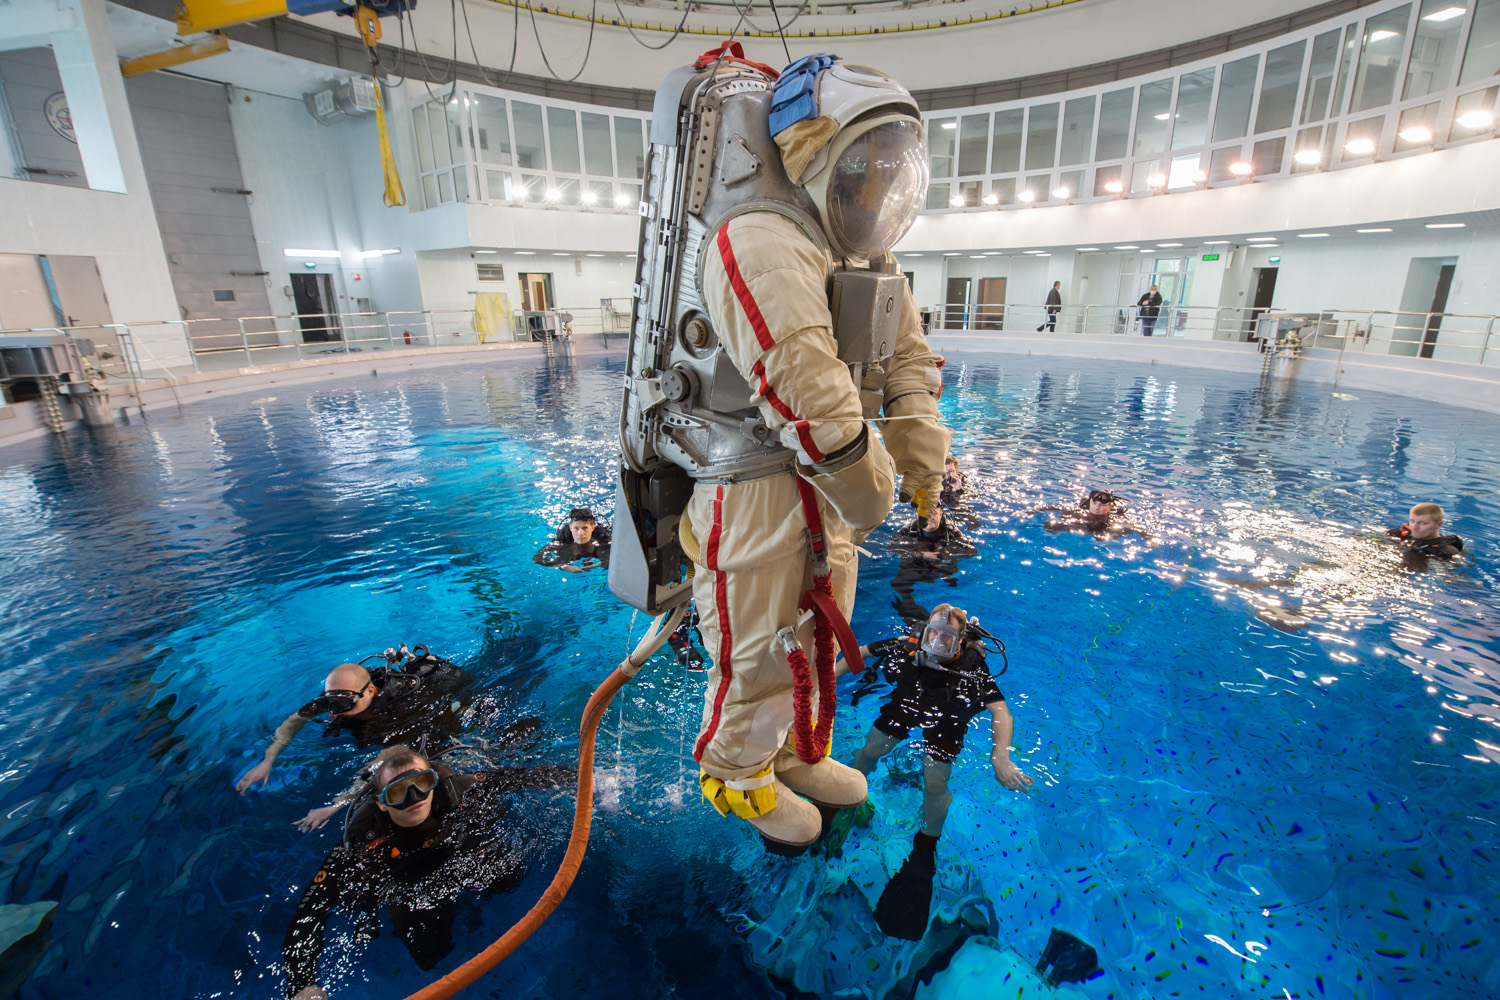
1201;253;1221;261
1268;256;1282;263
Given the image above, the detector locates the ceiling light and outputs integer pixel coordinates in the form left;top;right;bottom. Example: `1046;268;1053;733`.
1399;126;1434;142
969;255;987;259
283;248;340;258
1052;187;1071;199
1146;173;1167;188
587;253;607;257
1421;6;1466;21
1023;249;1046;254
474;249;498;254
1298;233;1330;238
515;251;536;255
1103;180;1125;194
1356;227;1392;233
1368;29;1399;42
356;248;400;258
553;252;571;256
903;253;924;257
1017;189;1036;203
614;192;632;207
1294;149;1322;165
1114;245;1140;250
943;252;962;256
581;191;598;205
1456;109;1494;128
1204;240;1231;244
1153;112;1171;121
1157;243;1183;248
1426;222;1466;228
1140;248;1156;254
545;188;562;202
1076;247;1099;251
1228;162;1253;176
940;121;957;129
1345;137;1377;155
1245;236;1277;241
950;194;967;208
982;193;999;205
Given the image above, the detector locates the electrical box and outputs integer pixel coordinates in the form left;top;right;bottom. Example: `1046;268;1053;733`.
302;78;377;125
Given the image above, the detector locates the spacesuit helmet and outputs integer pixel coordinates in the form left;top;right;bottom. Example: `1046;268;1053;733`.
770;55;928;262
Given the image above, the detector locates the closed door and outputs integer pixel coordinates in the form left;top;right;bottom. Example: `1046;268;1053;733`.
975;277;1006;329
944;277;970;328
44;255;112;327
0;254;59;329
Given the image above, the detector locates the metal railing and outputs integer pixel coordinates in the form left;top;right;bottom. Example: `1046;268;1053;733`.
935;302;1500;366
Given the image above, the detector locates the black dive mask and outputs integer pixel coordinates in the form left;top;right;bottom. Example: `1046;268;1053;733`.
379;768;439;810
300;687;365;717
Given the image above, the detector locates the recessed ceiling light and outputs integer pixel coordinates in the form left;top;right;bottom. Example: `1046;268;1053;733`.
1421;6;1466;22
1356;228;1393;233
1140;248;1156;253
587;253;607;257
1153;112;1171;121
1298;233;1330;238
1245;236;1277;241
1369;28;1399;42
1114;245;1139;250
1426;222;1466;228
552;252;571;256
1076;247;1099;251
940;121;957;129
903;253;924;257
515;251;536;255
969;255;987;258
943;252;962;256
1204;240;1231;244
1157;243;1183;248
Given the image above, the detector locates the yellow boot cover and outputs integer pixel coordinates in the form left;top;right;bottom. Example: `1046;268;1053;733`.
699;765;779;819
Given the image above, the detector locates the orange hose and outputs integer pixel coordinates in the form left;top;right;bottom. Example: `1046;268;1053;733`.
400;665;630;1000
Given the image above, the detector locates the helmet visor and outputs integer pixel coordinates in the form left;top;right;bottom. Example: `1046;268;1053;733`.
824;119;928;259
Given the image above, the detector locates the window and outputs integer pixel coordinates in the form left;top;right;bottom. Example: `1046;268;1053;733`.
1025;103;1059;169
1395;101;1441;149
1256;41;1307;133
1059;96;1096;165
1405;0;1465;98
929;118;956;178
1213;56;1260;142
1302;29;1344;122
614;117;645;179
1096;88;1133;159
547;107;580;174
473;95;511;165
958;114;989;175
580;112;612;175
477;263;505;281
1461;0;1500;84
1330;23;1361;117
991;109;1024;172
1251;136;1286;175
1172;68;1215;149
1351;5;1413;112
512;102;545;169
1133;79;1174;154
213;290;236;302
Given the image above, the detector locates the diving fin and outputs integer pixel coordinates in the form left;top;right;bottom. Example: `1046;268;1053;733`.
1035;927;1102;985
874;831;937;940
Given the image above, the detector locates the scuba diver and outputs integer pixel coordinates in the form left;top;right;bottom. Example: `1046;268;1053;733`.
1387;501;1464;567
533;507;612;573
236;646;474;826
1033;489;1149;541
889;505;977;627
281;745;573;999
850;605;1032;940
939;455;966;508
666;602;708;671
609;49;951;851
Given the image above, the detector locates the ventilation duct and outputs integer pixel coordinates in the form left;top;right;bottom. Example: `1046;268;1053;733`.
302;78;377;125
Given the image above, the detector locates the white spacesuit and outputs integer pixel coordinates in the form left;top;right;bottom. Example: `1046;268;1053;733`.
611;48;951;847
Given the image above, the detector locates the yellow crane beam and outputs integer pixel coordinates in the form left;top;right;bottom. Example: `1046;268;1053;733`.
175;0;288;35
120;33;233;78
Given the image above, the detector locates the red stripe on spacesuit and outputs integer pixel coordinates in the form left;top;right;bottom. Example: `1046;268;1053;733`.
694;486;732;762
717;226;776;351
750;361;824;463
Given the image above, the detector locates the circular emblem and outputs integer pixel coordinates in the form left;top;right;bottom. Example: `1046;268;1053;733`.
44;92;75;143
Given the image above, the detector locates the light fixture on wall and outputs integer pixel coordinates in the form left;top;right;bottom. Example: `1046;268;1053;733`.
545;188;562;203
1293;148;1322;165
581;190;598;206
1398;125;1435;144
1228;162;1253;177
1103;180;1124;195
1191;169;1208;188
1146;173;1167;192
1017;189;1036;203
614;192;633;208
1052;186;1071;200
1344;137;1377;156
1455;109;1495;129
949;194;966;208
982;192;999;205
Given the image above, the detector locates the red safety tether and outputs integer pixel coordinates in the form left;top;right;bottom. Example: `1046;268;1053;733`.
693;40;780;79
786;479;865;764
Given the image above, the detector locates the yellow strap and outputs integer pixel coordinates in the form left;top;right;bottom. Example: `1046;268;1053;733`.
372;80;406;208
699;766;778;819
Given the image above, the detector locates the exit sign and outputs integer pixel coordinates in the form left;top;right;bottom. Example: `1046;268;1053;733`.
1202;253;1221;261
1269;256;1282;263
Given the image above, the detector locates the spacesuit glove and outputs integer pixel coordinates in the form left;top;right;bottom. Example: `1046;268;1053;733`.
803;425;896;533
881;394;951;507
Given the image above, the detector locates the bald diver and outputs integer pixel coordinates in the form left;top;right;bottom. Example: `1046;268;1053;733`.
282;745;572;999
1033;489;1150;541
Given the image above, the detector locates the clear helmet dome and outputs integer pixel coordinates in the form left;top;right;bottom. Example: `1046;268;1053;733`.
804;115;929;262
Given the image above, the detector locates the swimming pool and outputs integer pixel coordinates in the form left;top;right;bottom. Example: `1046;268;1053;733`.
0;347;1495;999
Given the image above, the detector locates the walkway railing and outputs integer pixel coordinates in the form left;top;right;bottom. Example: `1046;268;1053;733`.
937;302;1499;366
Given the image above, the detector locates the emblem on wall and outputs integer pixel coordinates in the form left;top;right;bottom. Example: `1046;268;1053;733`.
44;91;75;143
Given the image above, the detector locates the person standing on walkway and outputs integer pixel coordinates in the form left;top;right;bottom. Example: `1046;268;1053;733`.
1137;285;1163;337
1038;281;1062;332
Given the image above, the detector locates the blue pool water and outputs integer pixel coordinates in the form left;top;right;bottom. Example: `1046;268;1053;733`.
0;347;1497;1000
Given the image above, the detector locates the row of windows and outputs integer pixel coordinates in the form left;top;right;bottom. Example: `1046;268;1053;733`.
926;0;1500;209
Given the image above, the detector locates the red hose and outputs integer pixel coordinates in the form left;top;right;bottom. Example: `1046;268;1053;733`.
399;665;628;1000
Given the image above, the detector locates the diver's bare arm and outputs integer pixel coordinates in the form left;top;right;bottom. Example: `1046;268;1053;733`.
237;713;308;793
988;701;1033;792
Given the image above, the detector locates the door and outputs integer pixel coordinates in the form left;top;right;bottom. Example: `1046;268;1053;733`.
1248;267;1279;335
975;277;1007;330
1421;263;1455;359
43;255;112;327
520;273;553;311
0;254;59;329
291;273;339;343
943;276;970;328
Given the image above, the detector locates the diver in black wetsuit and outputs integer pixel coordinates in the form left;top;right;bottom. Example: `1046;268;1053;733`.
533;507;612;573
939;455;966;508
282;745;572;999
849;605;1032;940
1387;501;1464;568
666;602;707;671
1035;489;1149;541
237;649;475;829
888;507;977;627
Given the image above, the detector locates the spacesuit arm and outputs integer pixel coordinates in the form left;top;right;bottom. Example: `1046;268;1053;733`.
702;215;894;530
877;283;950;506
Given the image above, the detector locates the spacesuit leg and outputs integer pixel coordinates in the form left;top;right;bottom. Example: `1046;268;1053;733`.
689;475;863;844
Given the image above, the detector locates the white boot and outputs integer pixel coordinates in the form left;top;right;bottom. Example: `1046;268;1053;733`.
742;778;822;846
777;755;868;810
